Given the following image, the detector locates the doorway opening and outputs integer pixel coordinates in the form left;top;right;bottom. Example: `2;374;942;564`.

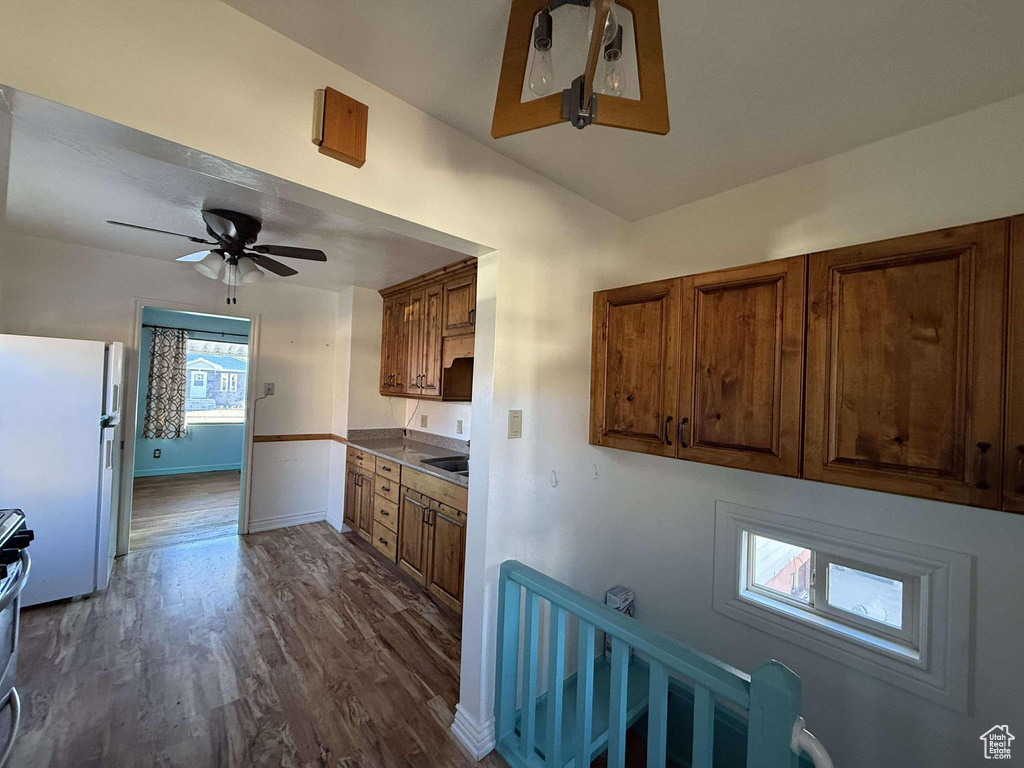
129;307;251;551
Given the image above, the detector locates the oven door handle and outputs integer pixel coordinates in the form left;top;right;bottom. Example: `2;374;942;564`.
0;687;20;768
0;552;30;614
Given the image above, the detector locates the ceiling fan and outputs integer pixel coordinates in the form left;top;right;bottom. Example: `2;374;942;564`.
107;209;327;303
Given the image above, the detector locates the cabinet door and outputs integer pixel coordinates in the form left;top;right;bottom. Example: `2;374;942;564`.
426;502;466;614
419;283;443;397
804;220;1007;507
405;289;425;394
1004;216;1024;513
677;257;805;476
380;293;408;395
397;487;430;585
442;272;477;337
356;469;375;541
343;465;359;528
590;278;681;456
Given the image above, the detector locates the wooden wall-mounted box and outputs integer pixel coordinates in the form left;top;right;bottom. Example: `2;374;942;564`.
312;87;367;168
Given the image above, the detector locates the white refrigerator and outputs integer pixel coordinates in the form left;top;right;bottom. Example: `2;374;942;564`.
0;334;125;606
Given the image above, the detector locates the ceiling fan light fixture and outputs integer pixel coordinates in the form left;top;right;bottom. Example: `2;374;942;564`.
237;257;265;284
194;251;223;279
221;262;239;285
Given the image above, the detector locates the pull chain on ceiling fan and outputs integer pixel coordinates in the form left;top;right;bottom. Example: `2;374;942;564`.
107;209;327;304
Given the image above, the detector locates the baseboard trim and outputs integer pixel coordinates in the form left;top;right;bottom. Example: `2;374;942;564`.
324;510;350;532
450;704;496;761
134;463;241;478
247;510;326;533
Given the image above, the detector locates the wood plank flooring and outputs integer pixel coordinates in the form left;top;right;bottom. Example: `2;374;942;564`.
130;471;241;551
15;522;505;768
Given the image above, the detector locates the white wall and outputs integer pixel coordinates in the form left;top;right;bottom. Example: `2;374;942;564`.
4;1;1024;766
0;228;338;529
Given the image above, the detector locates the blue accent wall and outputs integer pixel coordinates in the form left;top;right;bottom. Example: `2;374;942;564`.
134;308;250;477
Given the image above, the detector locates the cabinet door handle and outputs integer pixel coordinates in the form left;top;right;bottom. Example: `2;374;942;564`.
678;417;689;448
664;416;673;446
469;308;475;325
975;441;992;490
1015;445;1024;493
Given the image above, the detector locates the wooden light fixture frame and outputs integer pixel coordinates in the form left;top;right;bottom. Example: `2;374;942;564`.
491;0;669;138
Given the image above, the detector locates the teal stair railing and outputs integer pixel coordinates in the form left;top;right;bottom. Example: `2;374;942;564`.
494;560;833;768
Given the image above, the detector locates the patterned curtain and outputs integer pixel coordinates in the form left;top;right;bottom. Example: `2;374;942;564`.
142;328;188;439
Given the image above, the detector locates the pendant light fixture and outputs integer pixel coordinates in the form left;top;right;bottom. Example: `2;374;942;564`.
492;0;668;138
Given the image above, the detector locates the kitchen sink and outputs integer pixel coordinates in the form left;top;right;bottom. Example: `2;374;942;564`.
422;456;470;476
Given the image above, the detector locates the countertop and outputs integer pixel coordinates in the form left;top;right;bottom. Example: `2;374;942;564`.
346;435;469;488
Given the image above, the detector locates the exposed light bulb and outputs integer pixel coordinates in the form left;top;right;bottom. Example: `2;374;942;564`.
529;47;555;97
599;57;625;96
588;1;619;47
529;9;555;97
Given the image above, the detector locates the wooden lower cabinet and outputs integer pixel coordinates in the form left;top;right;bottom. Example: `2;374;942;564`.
425;503;466;613
397;487;431;584
343;459;375;541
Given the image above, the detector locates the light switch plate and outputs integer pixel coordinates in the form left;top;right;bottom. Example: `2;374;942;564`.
421;415;428;428
508;410;523;439
456;419;463;434
263;382;275;396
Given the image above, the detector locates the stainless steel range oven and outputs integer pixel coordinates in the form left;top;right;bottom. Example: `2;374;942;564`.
0;510;33;768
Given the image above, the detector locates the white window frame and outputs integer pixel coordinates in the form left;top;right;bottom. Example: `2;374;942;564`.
741;532;922;660
221;373;230;391
229;373;238;392
714;501;973;712
191;370;206;387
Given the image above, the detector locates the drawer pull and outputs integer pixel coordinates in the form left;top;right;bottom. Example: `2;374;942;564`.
380;484;391;492
378;537;388;545
381;466;392;472
379;508;389;516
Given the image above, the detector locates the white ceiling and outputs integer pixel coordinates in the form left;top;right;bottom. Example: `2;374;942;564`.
224;0;1024;221
0;89;483;293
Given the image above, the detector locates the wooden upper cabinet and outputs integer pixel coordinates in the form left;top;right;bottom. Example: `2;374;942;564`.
804;220;1008;508
1004;216;1024;513
678;257;806;476
590;278;680;456
420;283;443;397
443;271;477;337
380;259;476;400
379;293;408;395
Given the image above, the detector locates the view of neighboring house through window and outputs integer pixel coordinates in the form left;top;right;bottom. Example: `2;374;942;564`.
184;339;248;424
744;531;916;649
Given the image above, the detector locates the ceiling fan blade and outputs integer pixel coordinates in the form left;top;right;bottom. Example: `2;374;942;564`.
248;254;298;277
175;250;215;262
201;210;238;241
107;220;213;244
250;244;327;261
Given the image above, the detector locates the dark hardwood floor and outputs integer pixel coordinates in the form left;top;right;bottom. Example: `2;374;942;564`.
130;471;241;551
15;522;505;768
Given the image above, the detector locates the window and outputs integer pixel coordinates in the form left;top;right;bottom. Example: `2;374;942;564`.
713;501;973;711
743;532;919;651
184;339;248;424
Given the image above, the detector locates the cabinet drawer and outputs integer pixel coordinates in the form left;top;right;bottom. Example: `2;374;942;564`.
349;448;375;472
375;473;399;502
375;456;401;480
373;495;399;533
372;520;397;561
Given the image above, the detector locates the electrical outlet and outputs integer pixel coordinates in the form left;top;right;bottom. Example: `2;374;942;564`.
508;410;523;439
420;414;428;428
264;382;275;396
456;419;463;434
153;449;161;459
